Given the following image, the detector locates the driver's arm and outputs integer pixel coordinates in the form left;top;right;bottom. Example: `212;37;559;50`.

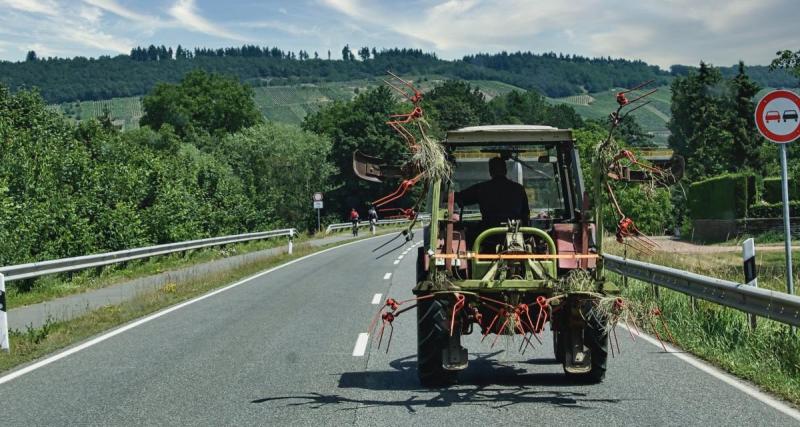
455;183;481;208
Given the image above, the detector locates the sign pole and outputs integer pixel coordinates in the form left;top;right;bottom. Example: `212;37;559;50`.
779;143;794;298
317;208;321;234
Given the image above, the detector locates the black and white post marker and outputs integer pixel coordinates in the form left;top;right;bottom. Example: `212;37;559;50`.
0;273;8;351
743;238;758;330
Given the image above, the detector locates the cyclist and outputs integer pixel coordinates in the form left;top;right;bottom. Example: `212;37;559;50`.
368;205;379;235
349;208;360;236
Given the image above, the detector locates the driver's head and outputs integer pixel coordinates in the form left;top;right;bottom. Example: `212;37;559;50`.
488;157;507;178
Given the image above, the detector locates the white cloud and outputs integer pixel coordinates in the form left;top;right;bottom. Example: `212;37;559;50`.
168;0;248;41
82;0;155;24
79;5;103;23
240;20;318;37
319;0;800;68
0;0;57;15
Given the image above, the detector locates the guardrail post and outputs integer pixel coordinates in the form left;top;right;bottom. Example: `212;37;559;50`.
1;273;9;352
288;230;294;255
743;238;757;330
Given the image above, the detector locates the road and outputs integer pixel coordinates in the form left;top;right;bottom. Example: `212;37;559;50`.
1;233;798;425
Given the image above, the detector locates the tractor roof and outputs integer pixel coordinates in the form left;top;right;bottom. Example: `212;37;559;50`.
445;125;574;147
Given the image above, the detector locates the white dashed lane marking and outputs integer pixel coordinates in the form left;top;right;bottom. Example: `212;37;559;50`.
383;272;392;280
352;333;369;356
371;293;383;304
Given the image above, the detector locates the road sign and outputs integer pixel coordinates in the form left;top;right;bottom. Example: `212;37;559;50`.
313;192;323;202
313;201;323;209
755;89;800;143
755;89;796;303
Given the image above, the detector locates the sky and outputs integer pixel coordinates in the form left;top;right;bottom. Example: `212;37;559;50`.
0;0;797;69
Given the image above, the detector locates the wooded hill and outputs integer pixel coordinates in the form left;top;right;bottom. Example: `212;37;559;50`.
7;45;792;104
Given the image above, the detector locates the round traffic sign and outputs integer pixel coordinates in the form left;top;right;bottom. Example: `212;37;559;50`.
755;89;800;143
313;192;323;202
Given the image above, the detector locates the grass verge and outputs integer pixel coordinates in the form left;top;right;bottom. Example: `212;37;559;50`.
0;236;368;374
616;276;800;405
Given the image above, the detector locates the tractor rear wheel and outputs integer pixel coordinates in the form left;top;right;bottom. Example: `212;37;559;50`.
417;297;458;387
564;305;608;383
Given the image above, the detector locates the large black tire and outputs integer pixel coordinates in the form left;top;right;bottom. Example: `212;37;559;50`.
417;298;458;387
565;305;608;383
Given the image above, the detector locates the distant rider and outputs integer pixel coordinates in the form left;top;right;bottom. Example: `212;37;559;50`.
368;206;379;235
350;208;360;236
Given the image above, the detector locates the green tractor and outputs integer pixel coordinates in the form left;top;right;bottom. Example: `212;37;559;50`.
410;124;617;386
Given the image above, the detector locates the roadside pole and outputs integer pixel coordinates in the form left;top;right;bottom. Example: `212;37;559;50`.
742;238;758;330
779;145;794;299
1;273;9;352
313;192;324;234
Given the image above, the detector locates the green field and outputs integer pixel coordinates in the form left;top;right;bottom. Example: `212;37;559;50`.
549;86;673;146
53;78;680;133
51;77;527;128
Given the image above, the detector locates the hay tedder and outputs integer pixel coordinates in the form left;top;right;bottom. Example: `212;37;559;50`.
355;75;683;387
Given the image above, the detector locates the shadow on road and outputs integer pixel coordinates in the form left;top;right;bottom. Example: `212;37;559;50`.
371;232;410;260
251;353;624;412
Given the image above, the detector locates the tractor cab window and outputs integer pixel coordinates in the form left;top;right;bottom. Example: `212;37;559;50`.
448;147;567;222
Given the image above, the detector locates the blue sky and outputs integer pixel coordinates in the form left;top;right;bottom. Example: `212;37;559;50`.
0;0;797;68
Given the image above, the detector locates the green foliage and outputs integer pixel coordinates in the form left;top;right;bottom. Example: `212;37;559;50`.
488;90;584;129
0;47;677;104
0;83;336;271
303;86;409;217
668;62;766;180
688;173;755;219
140;70;262;137
423;80;492;133
771;49;800;81
762;177;800;203
218;122;336;229
749;201;800;218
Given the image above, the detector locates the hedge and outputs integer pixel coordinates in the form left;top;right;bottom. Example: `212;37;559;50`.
749;201;800;218
762;177;800;204
688;173;755;220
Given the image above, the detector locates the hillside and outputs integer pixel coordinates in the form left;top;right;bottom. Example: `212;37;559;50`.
52;77;527;128
2;48;674;103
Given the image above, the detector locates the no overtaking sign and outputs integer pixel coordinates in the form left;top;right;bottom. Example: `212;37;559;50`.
755;89;800;143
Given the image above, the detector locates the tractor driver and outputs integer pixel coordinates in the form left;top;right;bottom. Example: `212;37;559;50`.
455;157;530;227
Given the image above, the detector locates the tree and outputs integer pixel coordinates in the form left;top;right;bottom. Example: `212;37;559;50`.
771;49;800;81
140;70;262;138
668;62;733;179
358;47;370;61
25;50;37;62
423;80;492;133
725;61;764;173
303;86;407;216
341;45;352;61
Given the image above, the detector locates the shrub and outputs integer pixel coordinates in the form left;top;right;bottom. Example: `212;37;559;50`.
688;173;755;219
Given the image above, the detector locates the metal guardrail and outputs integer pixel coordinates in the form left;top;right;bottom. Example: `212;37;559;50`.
604;254;800;327
1;228;298;351
325;215;430;234
0;229;297;282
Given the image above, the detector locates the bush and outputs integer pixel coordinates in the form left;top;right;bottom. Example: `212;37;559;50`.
762;177;800;204
688;173;755;219
749;201;800;218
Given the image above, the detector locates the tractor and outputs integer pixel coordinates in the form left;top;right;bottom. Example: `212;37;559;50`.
354;76;682;387
412;124;614;386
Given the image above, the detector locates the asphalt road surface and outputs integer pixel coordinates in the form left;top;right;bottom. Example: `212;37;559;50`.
1;233;798;425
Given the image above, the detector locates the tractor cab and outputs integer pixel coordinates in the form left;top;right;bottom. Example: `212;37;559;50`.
420;125;595;288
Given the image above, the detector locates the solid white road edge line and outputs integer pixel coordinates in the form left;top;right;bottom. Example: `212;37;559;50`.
0;234;390;386
383;273;392;280
352;333;369;356
622;325;800;421
371;293;383;304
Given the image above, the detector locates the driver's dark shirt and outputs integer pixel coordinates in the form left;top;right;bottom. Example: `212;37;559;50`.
456;177;530;226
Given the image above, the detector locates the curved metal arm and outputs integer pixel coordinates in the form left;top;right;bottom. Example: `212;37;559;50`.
472;227;556;255
472;227;558;278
